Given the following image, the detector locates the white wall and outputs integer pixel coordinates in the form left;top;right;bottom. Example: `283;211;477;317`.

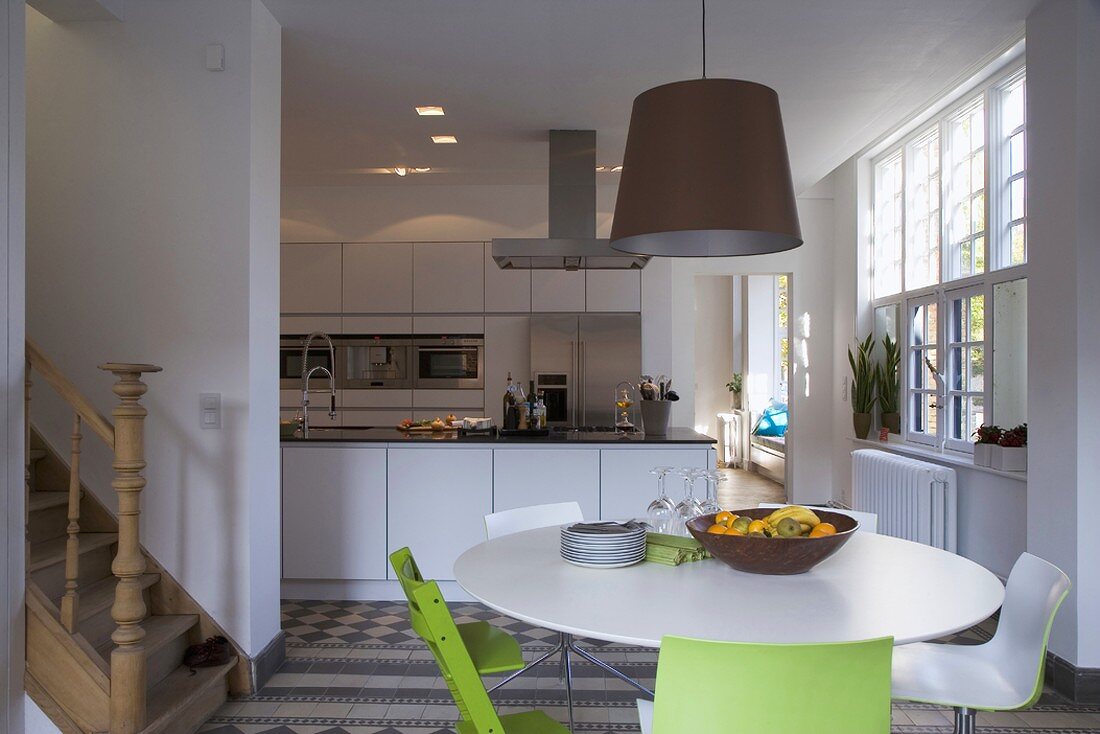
692;276;734;439
744;275;779;414
1025;0;1100;668
26;0;282;656
1;0;26;730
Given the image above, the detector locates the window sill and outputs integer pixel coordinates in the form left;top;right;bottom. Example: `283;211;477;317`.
851;437;1027;483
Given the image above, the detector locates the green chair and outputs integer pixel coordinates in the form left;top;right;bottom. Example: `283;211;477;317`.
390;547;525;676
637;635;894;734
390;548;568;733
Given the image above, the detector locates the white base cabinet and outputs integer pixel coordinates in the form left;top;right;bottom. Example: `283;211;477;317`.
386;448;493;580
493;448;600;520
281;446;388;579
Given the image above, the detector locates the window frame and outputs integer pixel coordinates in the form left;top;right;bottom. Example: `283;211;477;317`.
869;62;1028;454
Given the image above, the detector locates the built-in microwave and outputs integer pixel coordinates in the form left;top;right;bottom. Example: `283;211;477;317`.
341;336;413;389
413;336;484;389
280;336;339;390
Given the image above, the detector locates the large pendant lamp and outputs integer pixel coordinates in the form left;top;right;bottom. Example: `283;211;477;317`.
610;3;802;257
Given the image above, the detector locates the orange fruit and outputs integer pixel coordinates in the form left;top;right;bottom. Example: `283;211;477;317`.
724;526;745;536
706;523;728;535
715;511;735;526
809;522;837;538
747;520;767;535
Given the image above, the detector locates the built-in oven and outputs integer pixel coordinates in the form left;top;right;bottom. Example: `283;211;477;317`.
413;336;484;389
341;336;413;389
280;336;339;390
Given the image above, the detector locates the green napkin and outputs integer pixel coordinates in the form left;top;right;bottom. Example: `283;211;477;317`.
645;532;711;566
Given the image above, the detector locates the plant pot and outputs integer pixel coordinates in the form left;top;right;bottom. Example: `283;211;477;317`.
730;392;742;411
992;445;1027;472
853;412;873;439
640;400;672;436
881;412;901;434
973;443;995;467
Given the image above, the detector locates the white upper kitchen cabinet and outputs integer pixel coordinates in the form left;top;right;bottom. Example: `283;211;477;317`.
343;243;413;313
413;242;484;313
281;244;342;314
493;448;600;520
387;448;493;580
281;446;388;579
484;316;530;426
532;270;586;312
599;448;711;521
585;270;641;312
484;244;531;312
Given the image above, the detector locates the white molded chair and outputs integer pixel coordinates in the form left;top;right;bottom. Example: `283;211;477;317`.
482;501;585;699
758;503;879;534
484;501;584;540
891;553;1071;734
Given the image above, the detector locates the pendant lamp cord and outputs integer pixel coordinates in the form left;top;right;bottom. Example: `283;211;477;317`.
701;0;707;78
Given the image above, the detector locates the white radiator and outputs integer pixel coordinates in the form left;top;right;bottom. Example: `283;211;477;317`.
851;449;957;552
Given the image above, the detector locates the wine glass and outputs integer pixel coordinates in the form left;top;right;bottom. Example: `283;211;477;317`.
673;468;705;535
699;470;725;515
646;466;675;534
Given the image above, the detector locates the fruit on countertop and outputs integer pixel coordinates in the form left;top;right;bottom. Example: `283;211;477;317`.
703;506;849;539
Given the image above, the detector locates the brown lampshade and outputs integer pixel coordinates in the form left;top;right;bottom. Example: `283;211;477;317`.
610;78;802;257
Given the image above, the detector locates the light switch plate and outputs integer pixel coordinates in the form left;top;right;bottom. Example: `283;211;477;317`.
205;43;225;72
201;392;221;429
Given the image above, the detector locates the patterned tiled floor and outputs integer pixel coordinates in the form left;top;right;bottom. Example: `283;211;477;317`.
197;600;1100;734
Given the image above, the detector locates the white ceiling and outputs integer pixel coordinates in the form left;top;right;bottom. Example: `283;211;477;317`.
266;0;1035;193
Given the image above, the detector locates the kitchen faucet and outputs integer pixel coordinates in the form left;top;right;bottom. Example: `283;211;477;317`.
300;332;337;438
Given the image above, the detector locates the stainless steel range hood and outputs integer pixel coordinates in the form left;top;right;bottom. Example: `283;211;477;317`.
492;130;649;271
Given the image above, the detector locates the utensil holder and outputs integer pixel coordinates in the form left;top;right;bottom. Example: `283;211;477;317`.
641;400;671;436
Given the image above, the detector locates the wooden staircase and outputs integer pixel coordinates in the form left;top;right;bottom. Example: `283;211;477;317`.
24;341;248;734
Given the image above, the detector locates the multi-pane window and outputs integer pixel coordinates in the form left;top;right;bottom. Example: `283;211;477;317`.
946;290;985;448
873;153;904;298
905;128;941;290
945;98;986;280
908;298;940;445
870;64;1027;454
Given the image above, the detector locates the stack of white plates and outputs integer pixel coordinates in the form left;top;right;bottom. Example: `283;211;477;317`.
559;523;647;568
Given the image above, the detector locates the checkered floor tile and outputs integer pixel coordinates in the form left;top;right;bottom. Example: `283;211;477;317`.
197;600;1100;734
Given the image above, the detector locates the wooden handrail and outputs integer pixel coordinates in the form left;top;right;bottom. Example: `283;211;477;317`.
25;339;115;448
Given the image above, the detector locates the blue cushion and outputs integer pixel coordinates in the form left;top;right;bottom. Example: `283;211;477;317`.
753;402;788;437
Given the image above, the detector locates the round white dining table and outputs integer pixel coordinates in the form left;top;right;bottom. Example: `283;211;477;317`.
453;526;1005;648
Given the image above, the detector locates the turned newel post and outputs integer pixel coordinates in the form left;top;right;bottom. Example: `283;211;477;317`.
100;362;162;734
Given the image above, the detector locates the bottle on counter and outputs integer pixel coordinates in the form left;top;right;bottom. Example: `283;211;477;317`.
503;372;519;430
535;391;547;429
516;382;529;429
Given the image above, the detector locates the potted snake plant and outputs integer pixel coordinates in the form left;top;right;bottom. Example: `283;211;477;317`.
875;334;901;434
848;333;878;439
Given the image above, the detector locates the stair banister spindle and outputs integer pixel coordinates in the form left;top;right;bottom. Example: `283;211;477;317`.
100;362;162;734
59;413;84;632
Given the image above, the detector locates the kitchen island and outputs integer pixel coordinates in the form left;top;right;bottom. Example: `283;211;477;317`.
281;427;716;600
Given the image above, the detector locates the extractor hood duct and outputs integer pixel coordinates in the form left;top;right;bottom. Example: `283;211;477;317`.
492;130;649;271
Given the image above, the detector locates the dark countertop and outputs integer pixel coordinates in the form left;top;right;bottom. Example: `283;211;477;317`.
281;427;715;445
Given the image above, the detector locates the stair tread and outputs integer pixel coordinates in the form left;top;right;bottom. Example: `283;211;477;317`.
142;657;237;734
29;532;117;572
95;614;197;659
29;448;46;462
28;491;69;512
75;572;160;621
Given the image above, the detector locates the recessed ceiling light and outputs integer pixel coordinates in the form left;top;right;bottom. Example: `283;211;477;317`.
431;135;458;144
413;167;432;173
595;166;608;172
415;105;445;116
611;165;623;172
393;167;408;176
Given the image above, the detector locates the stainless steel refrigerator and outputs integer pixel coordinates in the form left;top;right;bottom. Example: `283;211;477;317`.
530;314;641;427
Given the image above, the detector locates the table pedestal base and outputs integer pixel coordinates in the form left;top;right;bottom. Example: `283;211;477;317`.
487;632;655;732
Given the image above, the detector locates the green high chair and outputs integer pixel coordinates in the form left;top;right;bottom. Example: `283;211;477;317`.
637;635;894;734
390;547;569;733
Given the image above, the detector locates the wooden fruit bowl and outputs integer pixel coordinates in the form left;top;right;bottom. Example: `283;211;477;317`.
686;508;858;575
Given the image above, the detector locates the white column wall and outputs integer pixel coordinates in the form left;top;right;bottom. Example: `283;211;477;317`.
26;0;282;656
1025;0;1100;668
